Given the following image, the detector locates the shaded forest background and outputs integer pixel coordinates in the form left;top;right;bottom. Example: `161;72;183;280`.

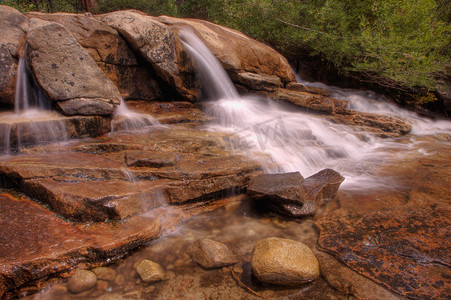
3;0;451;112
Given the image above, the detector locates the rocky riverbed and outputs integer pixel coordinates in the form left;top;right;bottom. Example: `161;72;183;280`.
0;119;449;299
0;5;450;299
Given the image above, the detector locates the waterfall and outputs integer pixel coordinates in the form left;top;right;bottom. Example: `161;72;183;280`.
0;45;68;155
179;29;239;100
110;99;161;133
179;29;367;179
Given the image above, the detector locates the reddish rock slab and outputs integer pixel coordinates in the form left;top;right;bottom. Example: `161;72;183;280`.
125;101;214;125
315;205;451;299
0;191;239;298
0;192;160;298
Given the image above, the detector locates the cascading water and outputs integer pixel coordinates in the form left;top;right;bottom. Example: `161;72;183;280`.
180;29;451;188
0;45;68;155
180;29;367;179
111;99;161;133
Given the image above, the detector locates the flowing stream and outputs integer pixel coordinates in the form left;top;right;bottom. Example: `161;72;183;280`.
180;29;451;189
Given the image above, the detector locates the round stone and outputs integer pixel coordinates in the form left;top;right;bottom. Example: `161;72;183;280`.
251;237;319;285
67;269;97;293
136;259;165;283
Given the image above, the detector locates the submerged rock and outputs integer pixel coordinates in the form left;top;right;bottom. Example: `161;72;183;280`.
188;239;238;269
136;260;165;283
247;169;344;217
26;18;121;115
92;267;116;282
67;270;97;294
251;237;319;285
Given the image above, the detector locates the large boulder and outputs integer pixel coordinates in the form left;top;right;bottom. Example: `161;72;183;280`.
26;18;121;116
25;12;163;101
157;16;295;92
0;5;29;107
96;10;198;101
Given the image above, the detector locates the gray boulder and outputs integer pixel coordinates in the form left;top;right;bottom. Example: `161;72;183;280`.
26;18;121;115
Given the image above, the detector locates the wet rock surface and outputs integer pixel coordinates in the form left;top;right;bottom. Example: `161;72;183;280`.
0;5;29;106
316;138;451;299
188;239;238;269
0;127;261;221
247;169;344;217
26;18;121;115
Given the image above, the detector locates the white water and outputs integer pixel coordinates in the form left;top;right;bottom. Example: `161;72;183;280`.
110;100;161;133
181;30;451;188
1;48;67;155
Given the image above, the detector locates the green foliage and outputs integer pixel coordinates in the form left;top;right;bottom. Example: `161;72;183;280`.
2;0;448;92
92;0;179;16
175;0;450;91
1;0;36;12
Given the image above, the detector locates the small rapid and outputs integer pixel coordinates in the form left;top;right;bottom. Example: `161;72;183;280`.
180;29;451;188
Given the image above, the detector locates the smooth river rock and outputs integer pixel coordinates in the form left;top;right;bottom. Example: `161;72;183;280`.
251;237;320;285
136;260;165;283
26;18;121;115
188;239;238;269
67;270;97;294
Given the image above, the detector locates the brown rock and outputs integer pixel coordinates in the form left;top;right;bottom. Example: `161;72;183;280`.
125;150;177;168
25;12;163;101
188;239;238;269
136;260;165;283
247;170;343;217
316;204;451;299
247;171;307;202
92;267;116;281
230;72;282;91
302;169;345;203
0;192;160;297
97;10;198;101
0;5;29;106
0;112;110;152
158;16;295;90
327;111;412;138
124;100;214;125
272;89;335;113
251;237;319;285
67;270;97;294
26;18;121;115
